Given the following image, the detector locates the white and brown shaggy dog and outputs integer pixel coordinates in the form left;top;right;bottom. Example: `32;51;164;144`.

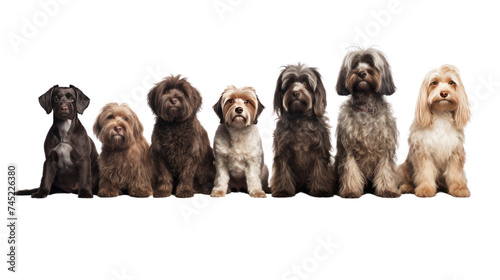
333;48;401;198
399;65;471;197
211;86;269;198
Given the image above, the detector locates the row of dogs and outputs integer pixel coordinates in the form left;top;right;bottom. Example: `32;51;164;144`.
16;47;471;198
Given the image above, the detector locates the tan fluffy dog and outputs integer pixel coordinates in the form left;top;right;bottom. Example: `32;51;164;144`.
398;65;471;197
93;103;153;197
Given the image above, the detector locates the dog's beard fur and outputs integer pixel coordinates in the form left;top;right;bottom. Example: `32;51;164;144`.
94;103;141;150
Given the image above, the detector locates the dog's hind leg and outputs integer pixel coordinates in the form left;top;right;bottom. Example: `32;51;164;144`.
397;160;415;194
32;151;58;198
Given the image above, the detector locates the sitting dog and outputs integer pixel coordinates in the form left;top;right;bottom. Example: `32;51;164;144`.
211;86;269;198
16;85;98;198
333;48;400;198
270;63;334;197
148;75;215;198
398;65;471;197
93;103;153;197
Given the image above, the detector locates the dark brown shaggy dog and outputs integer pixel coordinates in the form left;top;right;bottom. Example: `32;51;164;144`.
270;64;334;197
148;75;215;198
93;103;153;197
16;85;99;198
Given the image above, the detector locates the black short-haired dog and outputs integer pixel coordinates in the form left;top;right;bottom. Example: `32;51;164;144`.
270;63;334;197
16;85;99;198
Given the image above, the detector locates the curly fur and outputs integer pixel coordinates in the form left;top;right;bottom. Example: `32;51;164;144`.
148;75;215;198
93;103;153;197
333;48;400;198
270;63;334;197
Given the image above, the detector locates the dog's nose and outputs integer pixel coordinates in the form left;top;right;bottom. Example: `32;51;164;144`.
292;91;300;97
358;71;367;79
114;126;123;133
60;104;69;111
440;92;448;98
235;107;243;114
170;98;178;105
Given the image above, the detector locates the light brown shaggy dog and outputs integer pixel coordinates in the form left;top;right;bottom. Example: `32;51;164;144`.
93;103;153;197
398;65;471;197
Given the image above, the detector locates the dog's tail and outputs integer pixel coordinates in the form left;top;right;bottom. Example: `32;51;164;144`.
15;188;39;196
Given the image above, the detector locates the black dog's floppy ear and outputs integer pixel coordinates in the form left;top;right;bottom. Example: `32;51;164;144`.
39;85;58;114
213;93;224;123
273;69;285;116
70;85;90;114
312;68;326;117
254;95;265;124
336;62;351;96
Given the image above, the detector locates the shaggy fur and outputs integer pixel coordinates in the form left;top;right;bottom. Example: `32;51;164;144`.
93;103;153;197
333;48;400;198
148;75;215;198
270;63;334;197
398;65;471;197
16;85;99;198
211;86;269;198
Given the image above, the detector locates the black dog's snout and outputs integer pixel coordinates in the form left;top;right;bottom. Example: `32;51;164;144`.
170;98;178;105
440;92;448;98
114;126;123;133
60;104;69;112
358;71;367;79
235;107;243;114
292;91;300;97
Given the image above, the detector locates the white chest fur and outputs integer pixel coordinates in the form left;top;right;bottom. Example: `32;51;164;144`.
52;120;75;170
410;113;464;166
214;125;263;178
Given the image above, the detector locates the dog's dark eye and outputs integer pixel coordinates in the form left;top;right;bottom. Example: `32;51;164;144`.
244;100;249;104
431;81;438;86
54;97;60;102
123;117;128;121
303;82;308;86
228;99;234;103
107;115;113;119
449;81;455;85
68;98;75;102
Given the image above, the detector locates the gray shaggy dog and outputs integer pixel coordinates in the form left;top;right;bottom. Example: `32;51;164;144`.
333;48;401;198
271;63;334;197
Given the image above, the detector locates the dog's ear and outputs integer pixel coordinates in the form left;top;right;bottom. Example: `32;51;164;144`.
39;85;58;114
147;84;159;116
190;86;203;113
336;60;351;96
130;106;145;139
415;78;433;127
254;95;265;124
273;69;286;116
92;113;102;138
312;69;326;117
213;93;224;124
70;85;90;114
453;75;471;129
377;54;396;95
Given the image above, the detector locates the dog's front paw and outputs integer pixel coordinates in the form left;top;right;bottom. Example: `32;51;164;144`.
211;188;226;197
129;187;153;198
415;185;437;197
78;190;94;198
176;187;194;198
31;190;49;199
271;190;295;198
97;189;119;198
249;189;267;198
399;184;415;194
153;185;172;198
376;189;401;198
338;189;363;198
448;184;470;198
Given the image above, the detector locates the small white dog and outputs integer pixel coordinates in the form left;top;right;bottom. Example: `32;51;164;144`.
399;64;471;197
211;86;269;198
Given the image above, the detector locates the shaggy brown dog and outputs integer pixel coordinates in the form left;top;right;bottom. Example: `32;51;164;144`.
93;103;153;197
270;63;334;197
148;75;215;198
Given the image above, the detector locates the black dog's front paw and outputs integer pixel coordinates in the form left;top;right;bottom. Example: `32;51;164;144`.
31;191;49;198
176;187;194;198
78;189;93;198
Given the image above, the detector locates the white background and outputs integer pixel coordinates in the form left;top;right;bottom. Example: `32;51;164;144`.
1;0;499;279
